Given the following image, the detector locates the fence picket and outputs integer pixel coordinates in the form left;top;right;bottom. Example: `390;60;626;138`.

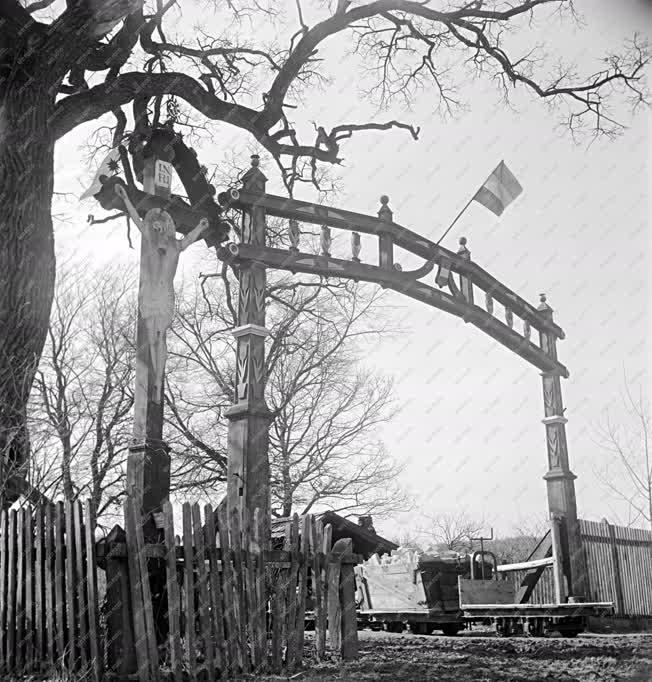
16;507;26;674
295;514;311;668
312;518;326;661
34;506;44;669
0;510;7;673
83;500;101;682
244;508;259;673
252;508;267;673
24;506;34;674
163;501;183;682
286;514;300;671
64;501;77;671
192;504;216;681
7;510;18;674
204;505;226;676
217;504;238;677
230;510;249;673
182;502;197;680
73;501;89;672
54;503;65;669
270;519;291;673
326;531;343;652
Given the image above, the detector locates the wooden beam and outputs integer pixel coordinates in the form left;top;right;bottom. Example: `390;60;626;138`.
92;176;228;247
233;191;565;340
219;243;569;377
515;531;553;603
496;557;554;573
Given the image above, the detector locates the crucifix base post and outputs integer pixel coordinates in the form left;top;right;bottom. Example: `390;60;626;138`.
126;439;171;539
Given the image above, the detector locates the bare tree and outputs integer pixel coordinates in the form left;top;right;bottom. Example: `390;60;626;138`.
594;380;652;532
0;1;648;498
30;262;136;515
420;511;486;553
166;256;408;517
267;293;407;518
486;517;549;564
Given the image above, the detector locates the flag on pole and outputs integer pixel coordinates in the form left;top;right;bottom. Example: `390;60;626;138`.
80;146;123;200
473;160;523;216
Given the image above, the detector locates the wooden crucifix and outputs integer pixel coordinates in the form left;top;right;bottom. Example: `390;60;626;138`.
85;140;223;536
117;180;209;535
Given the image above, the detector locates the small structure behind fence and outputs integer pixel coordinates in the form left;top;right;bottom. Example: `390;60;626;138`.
509;518;652;618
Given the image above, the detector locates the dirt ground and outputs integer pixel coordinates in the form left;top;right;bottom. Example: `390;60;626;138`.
285;630;652;681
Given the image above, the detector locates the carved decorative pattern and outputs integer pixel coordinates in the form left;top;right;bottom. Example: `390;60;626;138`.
321;225;332;256
239;275;251;318
288;219;300;250
505;308;514;329
242;213;252;244
251;347;264;400
352;232;361;261
236;343;249;401
547;426;561;468
543;377;554;413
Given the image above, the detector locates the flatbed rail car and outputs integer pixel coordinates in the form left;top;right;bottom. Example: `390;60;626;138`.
357;600;614;637
355;549;614;637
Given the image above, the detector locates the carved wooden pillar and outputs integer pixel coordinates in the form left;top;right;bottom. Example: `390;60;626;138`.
538;294;586;599
226;155;272;543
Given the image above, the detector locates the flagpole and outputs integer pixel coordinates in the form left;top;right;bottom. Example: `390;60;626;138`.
435;193;476;245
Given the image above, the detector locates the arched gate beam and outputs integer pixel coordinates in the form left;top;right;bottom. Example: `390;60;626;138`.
219;157;585;601
229;190;565;341
216;243;569;378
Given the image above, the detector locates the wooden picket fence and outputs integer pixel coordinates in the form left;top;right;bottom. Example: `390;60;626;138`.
121;499;358;680
0;498;359;680
0;501;102;679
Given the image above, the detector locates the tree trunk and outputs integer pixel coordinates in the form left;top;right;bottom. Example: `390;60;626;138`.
0;81;57;506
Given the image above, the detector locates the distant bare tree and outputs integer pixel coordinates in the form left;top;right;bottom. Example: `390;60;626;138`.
594;380;652;532
30;262;136;516
487;517;549;565
420;512;486;553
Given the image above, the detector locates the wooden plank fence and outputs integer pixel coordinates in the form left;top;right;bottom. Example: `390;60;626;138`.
508;519;652;617
119;500;359;679
0;501;102;679
0;498;360;680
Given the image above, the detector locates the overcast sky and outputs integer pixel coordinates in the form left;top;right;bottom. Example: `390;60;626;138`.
54;0;651;539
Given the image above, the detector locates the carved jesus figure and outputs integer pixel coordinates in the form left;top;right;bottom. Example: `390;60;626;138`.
115;184;209;401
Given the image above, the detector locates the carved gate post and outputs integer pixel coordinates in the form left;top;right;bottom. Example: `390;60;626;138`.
538;294;587;599
226;155;272;543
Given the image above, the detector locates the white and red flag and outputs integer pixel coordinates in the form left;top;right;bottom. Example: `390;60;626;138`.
473;160;523;216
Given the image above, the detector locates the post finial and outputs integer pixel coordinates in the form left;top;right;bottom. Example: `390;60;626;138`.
378;195;393;223
241;153;267;193
457;236;470;259
538;292;553;314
